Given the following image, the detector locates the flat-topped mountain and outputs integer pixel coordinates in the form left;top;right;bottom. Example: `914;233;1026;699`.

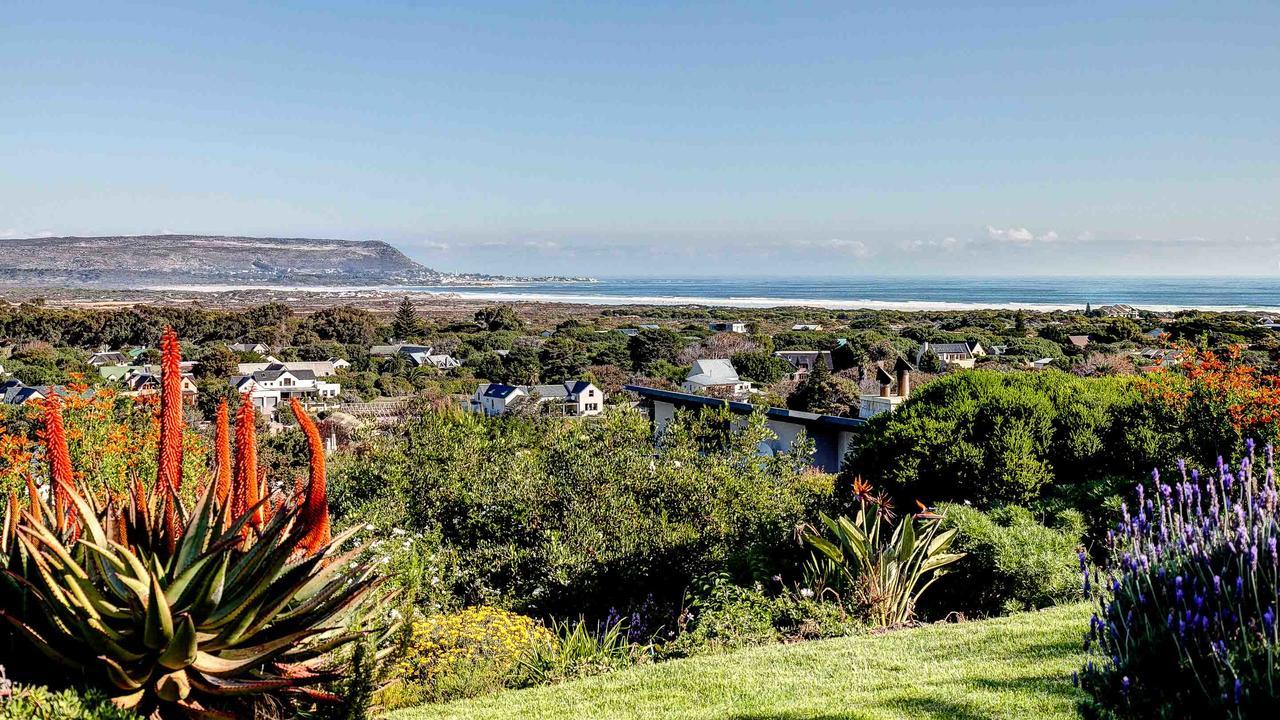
0;234;567;287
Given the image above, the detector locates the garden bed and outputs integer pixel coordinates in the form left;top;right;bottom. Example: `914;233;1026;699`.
387;603;1090;720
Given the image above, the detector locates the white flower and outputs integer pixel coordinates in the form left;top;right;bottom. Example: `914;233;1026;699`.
800;588;814;598
391;528;407;536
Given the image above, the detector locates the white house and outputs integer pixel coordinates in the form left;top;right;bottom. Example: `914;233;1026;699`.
708;322;748;334
916;341;985;369
469;381;604;417
682;359;752;398
236;358;350;377
120;371;199;403
1029;357;1058;370
1097;304;1141;319
229;364;341;413
228;343;271;355
791;323;823;331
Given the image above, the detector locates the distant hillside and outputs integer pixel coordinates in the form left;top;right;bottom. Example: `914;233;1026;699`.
0;234;558;287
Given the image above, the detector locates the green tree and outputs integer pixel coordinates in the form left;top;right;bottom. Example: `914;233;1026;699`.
194;345;239;379
730;349;794;384
474;305;524;332
391;296;426;341
628;328;684;370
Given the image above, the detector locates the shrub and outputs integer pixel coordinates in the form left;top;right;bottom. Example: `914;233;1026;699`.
0;683;137;720
928;504;1083;617
799;483;964;627
389;607;552;706
328;406;833;618
1079;446;1280;718
666;575;859;656
519;617;637;685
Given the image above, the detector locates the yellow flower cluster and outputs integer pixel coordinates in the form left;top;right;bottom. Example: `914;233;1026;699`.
397;606;552;686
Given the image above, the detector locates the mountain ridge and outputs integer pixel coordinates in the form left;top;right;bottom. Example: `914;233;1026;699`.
0;234;583;287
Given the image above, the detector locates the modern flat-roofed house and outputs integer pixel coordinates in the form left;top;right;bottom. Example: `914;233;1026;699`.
627;385;865;472
773;350;833;377
682;359;752;398
230;364;341;413
470;380;604;417
708;321;748;334
916;341;984;369
88;351;130;367
228;343;271;355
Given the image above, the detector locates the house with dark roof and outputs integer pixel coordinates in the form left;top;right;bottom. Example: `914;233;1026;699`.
916;341;985;369
370;344;460;370
120;371;199;402
773;350;833;377
626;385;865;472
469;380;603;417
0;379;48;405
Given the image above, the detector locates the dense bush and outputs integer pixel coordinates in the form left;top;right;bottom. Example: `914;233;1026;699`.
329;405;834;618
0;683;137;720
928;504;1083;617
1079;448;1280;718
846;370;1182;524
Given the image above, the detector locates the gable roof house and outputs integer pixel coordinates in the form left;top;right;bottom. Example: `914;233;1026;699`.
773;350;834;377
1067;335;1091;349
682;359;752;398
120;371;199;402
236;358;349;378
469;381;604;417
370;344;460;370
228;343;271;355
916;341;984;369
0;379;47;405
1096;304;1141;319
87;351;130;367
229;363;341;413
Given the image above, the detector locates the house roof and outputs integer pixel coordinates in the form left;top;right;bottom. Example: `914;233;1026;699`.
480;383;522;399
685;359;741;386
625;385;865;430
923;342;972;356
1067;335;1091;347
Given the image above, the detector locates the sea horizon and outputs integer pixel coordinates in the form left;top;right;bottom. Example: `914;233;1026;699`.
154;274;1280;313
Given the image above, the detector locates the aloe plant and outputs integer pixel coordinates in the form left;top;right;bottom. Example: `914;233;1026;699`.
0;328;386;719
800;487;964;627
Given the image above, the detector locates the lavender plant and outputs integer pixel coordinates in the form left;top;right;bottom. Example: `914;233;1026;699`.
1079;441;1280;718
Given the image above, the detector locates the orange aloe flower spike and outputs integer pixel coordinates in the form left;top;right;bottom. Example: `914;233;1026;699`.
24;473;43;525
290;398;331;555
233;392;262;529
213;399;233;505
155;327;185;494
40;396;76;532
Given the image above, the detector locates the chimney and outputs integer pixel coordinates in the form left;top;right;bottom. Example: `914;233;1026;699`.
875;363;893;397
896;361;911;398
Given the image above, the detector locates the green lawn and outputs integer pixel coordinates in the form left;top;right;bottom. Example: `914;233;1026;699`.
386;603;1092;720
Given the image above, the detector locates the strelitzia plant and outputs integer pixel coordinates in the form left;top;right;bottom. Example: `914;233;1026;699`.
0;328;385;719
800;479;964;627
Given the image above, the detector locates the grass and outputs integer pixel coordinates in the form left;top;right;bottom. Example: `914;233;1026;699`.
385;603;1092;720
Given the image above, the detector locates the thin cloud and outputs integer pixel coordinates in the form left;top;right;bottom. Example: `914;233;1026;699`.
985;225;1058;244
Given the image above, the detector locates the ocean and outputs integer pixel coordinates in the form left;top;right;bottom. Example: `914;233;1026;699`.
394;276;1280;312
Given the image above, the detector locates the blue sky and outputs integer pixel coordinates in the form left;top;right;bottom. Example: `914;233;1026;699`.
2;1;1277;277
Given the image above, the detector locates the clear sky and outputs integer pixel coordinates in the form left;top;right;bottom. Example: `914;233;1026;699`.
2;1;1277;277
